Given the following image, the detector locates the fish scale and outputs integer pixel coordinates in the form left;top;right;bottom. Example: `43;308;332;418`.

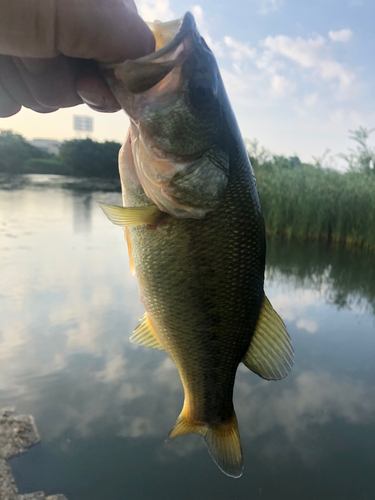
100;11;293;478
127;150;265;427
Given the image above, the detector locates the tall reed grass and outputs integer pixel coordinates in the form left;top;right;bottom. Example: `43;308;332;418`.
253;161;375;251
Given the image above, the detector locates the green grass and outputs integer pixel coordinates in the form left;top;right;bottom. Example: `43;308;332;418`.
253;161;375;251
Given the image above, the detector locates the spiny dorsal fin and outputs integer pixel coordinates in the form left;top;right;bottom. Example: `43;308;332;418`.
130;312;165;350
125;228;135;276
99;203;162;226
242;294;294;380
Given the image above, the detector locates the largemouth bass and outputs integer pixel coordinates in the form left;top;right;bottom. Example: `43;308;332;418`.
100;12;293;478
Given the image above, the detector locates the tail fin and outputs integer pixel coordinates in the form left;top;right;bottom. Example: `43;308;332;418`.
168;412;243;478
205;415;243;478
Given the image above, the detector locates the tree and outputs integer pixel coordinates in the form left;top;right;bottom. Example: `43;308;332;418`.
0;130;51;173
58;138;121;178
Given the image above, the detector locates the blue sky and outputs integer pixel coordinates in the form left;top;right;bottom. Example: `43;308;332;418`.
2;0;374;166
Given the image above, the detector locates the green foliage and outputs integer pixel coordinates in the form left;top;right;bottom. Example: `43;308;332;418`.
338;126;375;174
23;158;72;175
58;139;121;178
247;127;375;250
253;155;375;251
0;131;122;178
245;138;273;166
0;130;51;173
2;127;374;250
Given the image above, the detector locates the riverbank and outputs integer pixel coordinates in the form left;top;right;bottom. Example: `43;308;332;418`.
0;408;67;500
2;128;374;250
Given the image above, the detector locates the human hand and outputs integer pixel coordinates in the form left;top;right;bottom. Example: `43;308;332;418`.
0;0;155;117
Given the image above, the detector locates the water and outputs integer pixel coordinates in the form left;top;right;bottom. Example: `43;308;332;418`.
0;174;374;500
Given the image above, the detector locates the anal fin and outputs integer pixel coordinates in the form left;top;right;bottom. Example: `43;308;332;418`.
130;312;165;350
242;294;294;380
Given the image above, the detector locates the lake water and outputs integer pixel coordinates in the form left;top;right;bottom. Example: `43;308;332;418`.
1;174;374;500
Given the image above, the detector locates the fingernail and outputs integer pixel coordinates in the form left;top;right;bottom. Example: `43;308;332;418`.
77;91;105;108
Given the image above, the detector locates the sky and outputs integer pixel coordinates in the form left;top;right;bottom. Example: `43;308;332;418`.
1;0;374;165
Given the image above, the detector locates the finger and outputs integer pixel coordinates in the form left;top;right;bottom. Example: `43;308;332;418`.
0;81;21;117
0;0;56;57
75;62;121;112
0;0;155;62
0;56;56;113
55;0;155;62
14;56;83;109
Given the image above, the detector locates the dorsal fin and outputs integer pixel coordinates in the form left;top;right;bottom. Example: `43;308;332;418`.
130;312;165;350
242;295;294;380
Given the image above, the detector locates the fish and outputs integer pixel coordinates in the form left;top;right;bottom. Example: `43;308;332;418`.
100;12;294;478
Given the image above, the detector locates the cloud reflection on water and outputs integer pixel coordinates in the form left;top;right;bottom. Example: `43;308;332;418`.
0;177;374;472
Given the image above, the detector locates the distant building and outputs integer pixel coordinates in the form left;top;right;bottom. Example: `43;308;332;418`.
29;139;62;155
73;115;93;133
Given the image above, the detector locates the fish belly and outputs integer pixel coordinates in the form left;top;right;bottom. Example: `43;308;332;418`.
127;163;265;424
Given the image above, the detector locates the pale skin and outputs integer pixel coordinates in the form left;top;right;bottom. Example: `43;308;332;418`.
0;0;155;117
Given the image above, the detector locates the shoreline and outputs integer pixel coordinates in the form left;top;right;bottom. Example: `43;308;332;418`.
0;408;67;500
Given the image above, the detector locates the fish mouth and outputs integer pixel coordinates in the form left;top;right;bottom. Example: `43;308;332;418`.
103;12;199;95
143;12;197;62
102;13;228;220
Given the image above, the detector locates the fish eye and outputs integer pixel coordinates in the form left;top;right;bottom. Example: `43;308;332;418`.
189;80;216;109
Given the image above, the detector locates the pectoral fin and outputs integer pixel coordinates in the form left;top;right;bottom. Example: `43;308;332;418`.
130;312;165;350
99;203;162;226
242;295;294;380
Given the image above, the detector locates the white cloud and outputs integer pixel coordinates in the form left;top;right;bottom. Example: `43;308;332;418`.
262;35;322;67
296;318;319;333
304;92;319;106
349;110;364;127
96;355;127;383
137;0;175;22
224;36;257;61
262;34;355;90
270;74;297;97
236;371;375;445
269;289;320;322
329;29;353;43
330;108;345;125
190;4;204;29
258;0;283;15
191;5;223;57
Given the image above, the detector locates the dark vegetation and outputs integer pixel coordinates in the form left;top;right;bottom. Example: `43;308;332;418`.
0;130;52;173
250;127;375;251
0;130;121;178
266;238;375;316
1;127;374;250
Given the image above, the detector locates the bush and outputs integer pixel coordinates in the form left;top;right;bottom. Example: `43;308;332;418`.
0;130;51;173
23;158;72;175
253;157;375;250
58;138;121;177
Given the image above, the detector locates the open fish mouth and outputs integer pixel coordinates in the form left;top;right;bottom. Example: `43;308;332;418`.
102;13;196;94
102;13;229;219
